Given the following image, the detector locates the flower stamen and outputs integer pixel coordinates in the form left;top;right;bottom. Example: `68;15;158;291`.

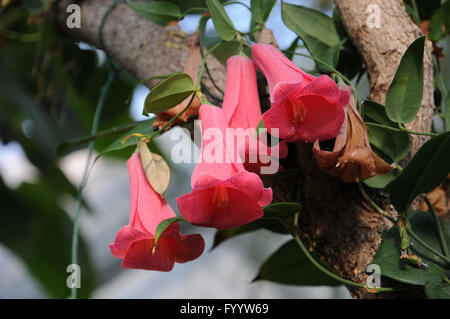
212;186;229;208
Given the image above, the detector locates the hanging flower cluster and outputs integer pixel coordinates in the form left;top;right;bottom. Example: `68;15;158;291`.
110;44;374;271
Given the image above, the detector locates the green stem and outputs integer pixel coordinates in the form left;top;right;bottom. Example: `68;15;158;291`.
358;183;396;223
282;213;395;293
406;224;450;265
60;122;139;150
398;123;438;136
365;122;437;137
70;70;118;299
421;194;450;259
282;50;353;85
196;41;223;91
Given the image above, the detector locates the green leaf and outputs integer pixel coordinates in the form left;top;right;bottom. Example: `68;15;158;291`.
281;2;341;69
428;1;450;41
127;0;181;26
154;216;185;246
386;131;450;213
263;202;301;219
99;119;155;156
364;169;400;189
212;202;300;249
407;211;450;267
281;2;339;46
250;0;276;24
206;0;236;41
425;280;450;299
255;239;341;286
364;101;410;162
144;73;196;114
445;91;450;131
385;36;425;124
372;234;444;286
372;217;447;286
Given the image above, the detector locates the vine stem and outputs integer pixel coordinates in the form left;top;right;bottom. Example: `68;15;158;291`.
60;122;139;150
358;183;396;223
281;213;395;293
405;225;450;265
70;70;118;299
421;194;450;259
365;122;437;136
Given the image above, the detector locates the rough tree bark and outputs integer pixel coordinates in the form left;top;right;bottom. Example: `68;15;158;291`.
55;0;435;298
57;0;226;97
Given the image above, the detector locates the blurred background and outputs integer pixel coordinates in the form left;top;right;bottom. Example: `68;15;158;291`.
0;0;448;298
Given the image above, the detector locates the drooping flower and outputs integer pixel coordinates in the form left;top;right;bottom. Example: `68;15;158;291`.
177;104;273;230
313;88;394;183
252;43;350;142
221;55;288;174
110;153;204;271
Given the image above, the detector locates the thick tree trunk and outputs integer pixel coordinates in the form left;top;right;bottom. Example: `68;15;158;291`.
334;0;434;154
55;0;435;299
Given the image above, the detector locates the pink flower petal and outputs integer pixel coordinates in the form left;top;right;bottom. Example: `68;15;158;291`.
122;238;175;271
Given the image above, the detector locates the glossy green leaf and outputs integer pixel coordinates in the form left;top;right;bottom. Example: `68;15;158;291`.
372;215;447;286
250;0;276;24
206;0;236;41
372;235;444;286
255;239;341;286
212;202;300;249
281;2;339;46
281;2;341;69
385;37;425;124
386;131;450;213
263;202;301;219
364;169;400;189
154;216;185;246
364;101;410;162
407;211;450;266
99;119;155;156
428;1;450;41
425;280;450;299
127;1;181;26
144;73;196;114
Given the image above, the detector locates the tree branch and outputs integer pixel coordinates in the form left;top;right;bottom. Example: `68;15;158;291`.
56;0;226;95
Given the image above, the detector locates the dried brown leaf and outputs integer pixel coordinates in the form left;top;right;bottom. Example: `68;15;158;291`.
138;140;171;195
313;88;394;183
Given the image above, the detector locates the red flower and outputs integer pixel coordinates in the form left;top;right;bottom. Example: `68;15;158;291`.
252;44;350;142
177;105;273;230
110;153;204;271
221;55;288;174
